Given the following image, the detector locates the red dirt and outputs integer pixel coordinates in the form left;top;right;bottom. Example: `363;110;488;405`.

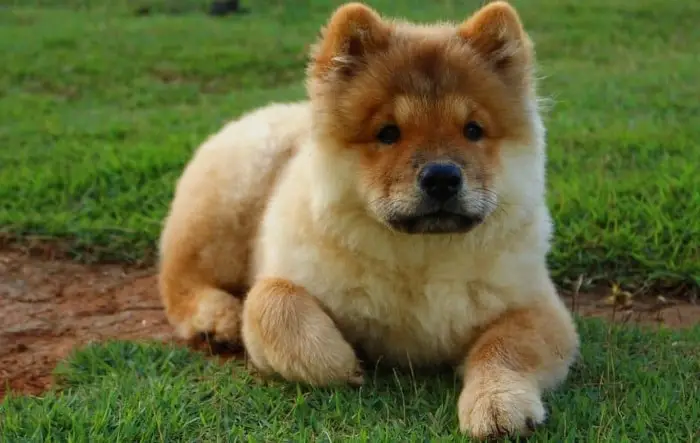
1;250;698;400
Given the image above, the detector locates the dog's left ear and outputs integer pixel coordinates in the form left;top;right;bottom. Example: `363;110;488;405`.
309;2;391;79
458;1;533;85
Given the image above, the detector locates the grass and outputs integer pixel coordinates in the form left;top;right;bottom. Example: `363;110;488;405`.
2;319;698;441
0;0;697;293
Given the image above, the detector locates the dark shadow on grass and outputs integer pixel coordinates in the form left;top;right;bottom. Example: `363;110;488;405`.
132;0;250;17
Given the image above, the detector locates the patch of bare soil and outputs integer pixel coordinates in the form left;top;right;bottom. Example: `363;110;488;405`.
1;251;698;400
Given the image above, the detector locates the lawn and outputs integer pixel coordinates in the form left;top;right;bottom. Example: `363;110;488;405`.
2;320;699;441
0;0;699;441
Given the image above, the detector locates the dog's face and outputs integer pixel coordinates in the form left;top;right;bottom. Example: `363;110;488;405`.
307;2;541;234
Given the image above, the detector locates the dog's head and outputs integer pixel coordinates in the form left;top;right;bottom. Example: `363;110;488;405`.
307;2;545;235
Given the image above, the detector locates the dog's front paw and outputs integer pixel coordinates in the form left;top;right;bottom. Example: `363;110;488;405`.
458;371;545;439
242;278;364;387
245;320;364;386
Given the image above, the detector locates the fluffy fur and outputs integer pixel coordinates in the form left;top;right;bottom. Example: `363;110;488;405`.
158;2;579;438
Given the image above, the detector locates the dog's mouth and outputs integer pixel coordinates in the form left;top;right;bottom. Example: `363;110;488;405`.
387;211;484;235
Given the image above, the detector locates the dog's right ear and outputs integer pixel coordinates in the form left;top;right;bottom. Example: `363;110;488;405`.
309;2;390;79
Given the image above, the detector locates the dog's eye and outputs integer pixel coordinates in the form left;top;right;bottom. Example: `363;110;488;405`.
463;121;483;142
376;124;401;145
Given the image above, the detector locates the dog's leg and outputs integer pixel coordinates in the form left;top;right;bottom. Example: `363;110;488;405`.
242;277;364;386
159;268;243;345
457;294;579;439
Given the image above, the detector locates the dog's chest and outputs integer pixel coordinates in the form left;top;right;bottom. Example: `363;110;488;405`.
314;263;509;367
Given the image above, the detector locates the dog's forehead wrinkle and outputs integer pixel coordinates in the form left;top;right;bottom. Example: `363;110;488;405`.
381;38;470;91
400;59;457;94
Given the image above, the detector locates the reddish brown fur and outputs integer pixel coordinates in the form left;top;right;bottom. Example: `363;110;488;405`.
458;301;578;438
307;2;536;214
243;277;365;386
466;305;576;375
311;2;391;78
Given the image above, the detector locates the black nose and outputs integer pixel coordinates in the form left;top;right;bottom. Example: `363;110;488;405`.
419;163;463;202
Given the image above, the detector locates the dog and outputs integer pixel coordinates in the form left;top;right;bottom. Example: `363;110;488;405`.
157;2;579;438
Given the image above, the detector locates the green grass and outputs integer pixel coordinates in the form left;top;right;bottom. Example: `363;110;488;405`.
0;0;698;293
2;319;698;441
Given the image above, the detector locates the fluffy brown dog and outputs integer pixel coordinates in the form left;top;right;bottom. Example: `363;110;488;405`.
158;1;579;438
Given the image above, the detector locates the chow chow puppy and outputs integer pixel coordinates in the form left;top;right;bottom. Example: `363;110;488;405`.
158;1;579;438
